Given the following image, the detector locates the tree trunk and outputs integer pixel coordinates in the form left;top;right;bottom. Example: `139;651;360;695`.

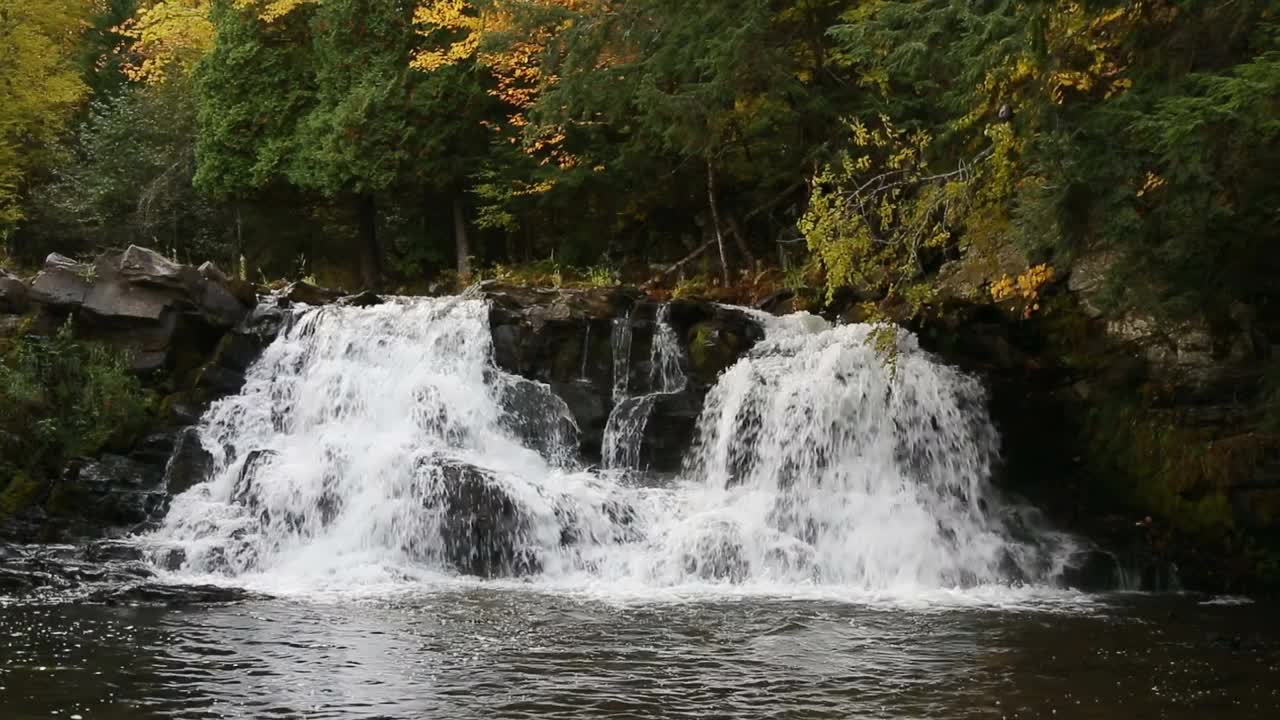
727;214;756;270
706;158;731;286
358;194;382;291
453;196;471;277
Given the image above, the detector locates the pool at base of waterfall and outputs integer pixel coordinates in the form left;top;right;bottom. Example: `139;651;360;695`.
2;590;1278;719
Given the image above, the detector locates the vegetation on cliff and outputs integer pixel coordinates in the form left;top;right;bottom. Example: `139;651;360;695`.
0;321;153;518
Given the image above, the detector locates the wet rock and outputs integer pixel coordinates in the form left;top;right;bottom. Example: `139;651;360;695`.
339;290;384;307
1060;548;1120;592
283;280;343;306
420;459;540;578
496;376;579;460
197;364;247;395
639;392;703;472
86;582;263;606
551;380;609;461
29;253;91;308
72;454;168;528
755;289;795;315
166;428;213;496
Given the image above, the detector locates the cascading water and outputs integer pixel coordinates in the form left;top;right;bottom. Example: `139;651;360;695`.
149;295;1074;595
649;304;687;394
601;304;687;470
610;313;633;402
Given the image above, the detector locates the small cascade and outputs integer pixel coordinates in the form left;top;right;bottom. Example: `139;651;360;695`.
648;304;687;393
150;295;1076;594
601;304;687;471
578;324;592;381
610;313;633;402
601;395;657;471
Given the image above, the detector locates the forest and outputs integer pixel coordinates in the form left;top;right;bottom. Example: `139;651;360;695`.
1;0;1275;318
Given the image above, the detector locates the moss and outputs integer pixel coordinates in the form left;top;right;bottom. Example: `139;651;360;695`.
687;321;745;386
0;472;47;515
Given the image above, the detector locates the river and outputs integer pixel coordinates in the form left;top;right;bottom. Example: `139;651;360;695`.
3;295;1277;718
1;589;1276;719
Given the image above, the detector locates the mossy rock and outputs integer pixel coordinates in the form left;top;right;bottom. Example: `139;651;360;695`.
686;321;748;386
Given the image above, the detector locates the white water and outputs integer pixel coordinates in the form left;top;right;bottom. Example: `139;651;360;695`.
149;295;1076;599
601;304;687;470
649;303;687;393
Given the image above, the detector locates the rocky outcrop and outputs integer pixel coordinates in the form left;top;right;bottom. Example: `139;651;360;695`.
914;245;1280;593
481;282;763;462
12;247;257;375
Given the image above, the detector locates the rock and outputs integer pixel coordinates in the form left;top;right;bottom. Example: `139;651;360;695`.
237;302;286;343
198;261;230;284
197;364;247;396
72;454;168;528
29;253;91;308
1060;548;1120;592
755;288;795;315
210;329;264;374
283;280;343;306
200;278;247;328
1067;249;1119;318
640;392;703;472
495;376;579;460
419;459;540;578
551;380;609;460
338;290;384;307
82;264;178;323
0;268;29;313
119;245;197;291
165;428;213;496
86;582;262;606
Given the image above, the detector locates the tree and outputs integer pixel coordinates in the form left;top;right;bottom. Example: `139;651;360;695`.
0;0;94;233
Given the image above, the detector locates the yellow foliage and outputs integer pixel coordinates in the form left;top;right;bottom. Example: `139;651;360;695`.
0;0;93;224
120;0;314;84
412;0;593;167
991;263;1055;318
118;1;215;83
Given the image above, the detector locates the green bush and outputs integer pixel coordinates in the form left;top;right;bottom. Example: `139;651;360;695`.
0;321;152;514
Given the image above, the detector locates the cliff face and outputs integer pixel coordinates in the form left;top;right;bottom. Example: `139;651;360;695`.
914;248;1280;593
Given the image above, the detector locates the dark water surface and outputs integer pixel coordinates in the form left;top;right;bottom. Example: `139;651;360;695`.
1;590;1277;719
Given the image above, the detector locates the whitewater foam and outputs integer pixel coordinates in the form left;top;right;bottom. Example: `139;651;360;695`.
147;295;1078;601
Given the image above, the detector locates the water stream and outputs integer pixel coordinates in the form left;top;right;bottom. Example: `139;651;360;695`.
6;295;1276;719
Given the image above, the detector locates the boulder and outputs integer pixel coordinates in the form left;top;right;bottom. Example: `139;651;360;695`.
119;245;198;291
421;459;540;577
29;253;91;308
639;391;703;472
0;268;29;313
82;262;178;323
165;428;214;496
495;376;579;461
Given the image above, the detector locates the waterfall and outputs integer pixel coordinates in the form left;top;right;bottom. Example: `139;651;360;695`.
610;313;633;402
149;296;1073;593
601;304;686;470
648;304;686;393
